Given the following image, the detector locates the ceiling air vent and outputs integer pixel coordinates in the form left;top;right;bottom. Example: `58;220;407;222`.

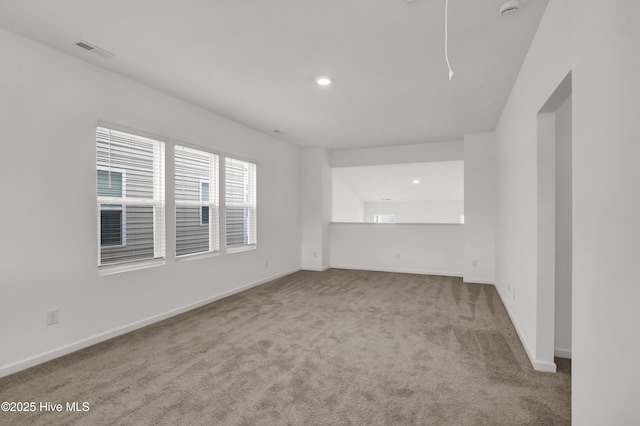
71;39;114;59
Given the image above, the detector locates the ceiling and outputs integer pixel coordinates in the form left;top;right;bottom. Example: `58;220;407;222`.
0;0;548;149
333;161;464;202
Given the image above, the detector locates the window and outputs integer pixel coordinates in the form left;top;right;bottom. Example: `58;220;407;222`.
175;145;219;257
225;157;256;251
374;214;396;223
200;181;209;226
97;168;126;247
96;127;165;268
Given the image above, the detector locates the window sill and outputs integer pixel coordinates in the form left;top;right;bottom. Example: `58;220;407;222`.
98;258;165;276
176;250;220;262
226;244;257;254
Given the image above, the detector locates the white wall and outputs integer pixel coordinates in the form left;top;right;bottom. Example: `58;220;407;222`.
330;140;463;167
301;148;332;270
495;0;640;422
463;132;497;285
571;2;640;422
331;224;463;276
363;199;463;223
0;29;302;376
332;175;364;222
494;0;573;373
554;96;572;358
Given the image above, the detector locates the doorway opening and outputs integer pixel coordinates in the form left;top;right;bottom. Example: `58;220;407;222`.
536;72;572;371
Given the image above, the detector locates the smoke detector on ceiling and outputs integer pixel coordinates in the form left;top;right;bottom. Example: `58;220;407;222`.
70;39;114;59
500;0;520;16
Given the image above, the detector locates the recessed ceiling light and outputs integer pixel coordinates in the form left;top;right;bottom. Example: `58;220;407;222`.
316;76;332;86
413;179;420;184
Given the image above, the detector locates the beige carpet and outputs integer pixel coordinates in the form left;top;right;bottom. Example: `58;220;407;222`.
0;269;570;425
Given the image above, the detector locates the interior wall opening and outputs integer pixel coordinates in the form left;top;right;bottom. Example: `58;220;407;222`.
536;72;573;371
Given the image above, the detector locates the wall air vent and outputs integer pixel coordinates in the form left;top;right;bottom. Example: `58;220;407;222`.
71;39;114;59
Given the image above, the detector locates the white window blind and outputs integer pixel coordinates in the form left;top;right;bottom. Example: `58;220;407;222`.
175;145;219;257
225;157;257;251
96;127;165;267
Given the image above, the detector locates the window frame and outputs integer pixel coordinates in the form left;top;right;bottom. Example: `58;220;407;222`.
96;125;166;270
174;144;220;258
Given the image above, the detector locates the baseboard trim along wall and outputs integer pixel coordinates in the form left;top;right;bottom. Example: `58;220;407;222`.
0;267;301;378
331;264;462;278
301;266;332;272
554;348;572;359
463;278;495;285
495;284;557;373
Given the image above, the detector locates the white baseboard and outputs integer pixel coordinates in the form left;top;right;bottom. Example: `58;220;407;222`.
463;278;495;285
531;359;557;373
330;264;462;278
0;267;301;378
554;347;572;359
494;285;557;373
301;266;331;272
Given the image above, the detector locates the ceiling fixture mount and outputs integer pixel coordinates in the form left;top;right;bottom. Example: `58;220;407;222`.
444;0;454;80
406;0;454;80
413;179;420;184
500;0;520;16
316;76;332;86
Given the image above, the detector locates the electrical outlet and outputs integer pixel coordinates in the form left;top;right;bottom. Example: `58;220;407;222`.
472;260;478;268
395;253;400;260
46;309;59;326
313;251;317;258
264;259;268;267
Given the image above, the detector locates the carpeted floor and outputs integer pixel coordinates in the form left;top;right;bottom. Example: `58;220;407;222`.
0;269;570;425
